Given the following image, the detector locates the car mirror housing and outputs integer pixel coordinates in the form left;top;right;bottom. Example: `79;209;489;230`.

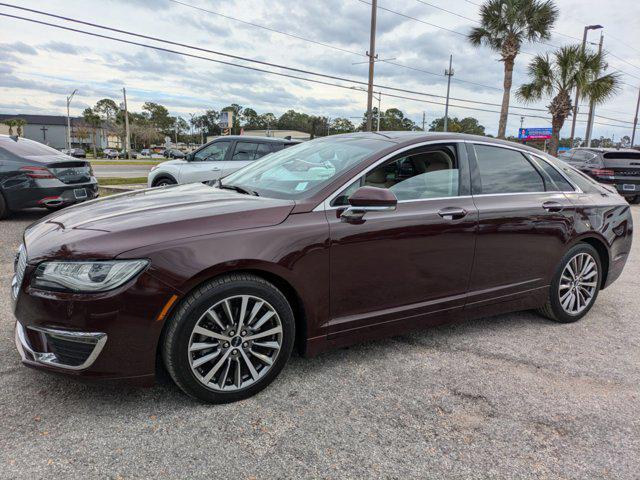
341;186;397;223
185;153;194;162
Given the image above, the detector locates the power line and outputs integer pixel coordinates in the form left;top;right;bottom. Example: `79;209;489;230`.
1;10;632;132
412;0;478;23
0;7;634;131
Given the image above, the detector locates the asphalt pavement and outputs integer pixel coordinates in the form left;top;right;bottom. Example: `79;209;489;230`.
1;207;639;479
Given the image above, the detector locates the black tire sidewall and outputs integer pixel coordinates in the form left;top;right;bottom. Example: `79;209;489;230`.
154;178;176;187
163;277;295;404
0;192;8;219
549;243;602;323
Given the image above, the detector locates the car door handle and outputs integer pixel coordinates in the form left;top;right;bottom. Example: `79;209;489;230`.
211;167;220;171
437;207;467;220
542;201;564;212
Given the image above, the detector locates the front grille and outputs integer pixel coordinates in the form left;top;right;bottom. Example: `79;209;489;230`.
46;334;96;367
12;244;27;299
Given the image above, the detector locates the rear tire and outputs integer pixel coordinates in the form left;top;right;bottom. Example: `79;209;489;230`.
0;193;8;220
537;243;602;323
162;274;295;404
630;195;640;205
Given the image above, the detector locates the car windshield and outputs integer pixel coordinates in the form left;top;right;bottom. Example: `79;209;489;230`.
221;136;392;199
0;137;61;156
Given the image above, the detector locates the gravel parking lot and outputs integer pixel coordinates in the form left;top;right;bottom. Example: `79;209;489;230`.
1;207;638;479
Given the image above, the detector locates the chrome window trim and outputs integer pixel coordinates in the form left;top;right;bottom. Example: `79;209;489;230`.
314;140;464;212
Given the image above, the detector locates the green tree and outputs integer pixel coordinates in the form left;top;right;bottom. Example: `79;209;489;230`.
468;0;558;139
278;109;311;132
330;117;355;135
517;44;620;155
82;108;102;158
429;116;486;135
142;102;173;133
94;98;119;122
360;108;419;131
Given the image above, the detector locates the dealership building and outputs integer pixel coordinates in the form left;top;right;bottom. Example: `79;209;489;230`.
0;114;120;150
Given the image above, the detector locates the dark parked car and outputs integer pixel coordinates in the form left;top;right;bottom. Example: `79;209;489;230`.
12;133;632;403
558;147;640;203
0;135;98;219
68;148;86;158
164;148;186;159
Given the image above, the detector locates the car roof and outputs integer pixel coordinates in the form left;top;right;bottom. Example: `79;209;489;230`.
213;135;301;144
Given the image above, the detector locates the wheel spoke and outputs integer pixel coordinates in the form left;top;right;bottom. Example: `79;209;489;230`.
193;325;231;342
202;349;232;383
249;349;273;366
217;358;232;388
236;295;249;332
192;350;221;368
190;342;218;352
223;299;234;325
245;326;282;342
252;310;275;331
205;309;226;330
252;341;280;350
560;289;572;302
246;301;264;326
235;357;242;387
239;348;259;380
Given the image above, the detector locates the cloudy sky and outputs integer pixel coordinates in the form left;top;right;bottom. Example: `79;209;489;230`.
1;0;639;138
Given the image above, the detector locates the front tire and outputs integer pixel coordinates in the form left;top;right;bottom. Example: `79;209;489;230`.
162;274;295;403
537;243;602;323
153;176;177;187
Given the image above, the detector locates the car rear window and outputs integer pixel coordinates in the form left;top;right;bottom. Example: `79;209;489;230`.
0;138;61;156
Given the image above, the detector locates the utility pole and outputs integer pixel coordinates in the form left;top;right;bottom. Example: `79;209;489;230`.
444;55;454;132
570;24;603;145
422;111;426;131
585;32;604;147
66;89;77;150
122;87;131;159
365;0;377;132
632;86;640;147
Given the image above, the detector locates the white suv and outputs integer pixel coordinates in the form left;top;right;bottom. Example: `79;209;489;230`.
147;136;300;187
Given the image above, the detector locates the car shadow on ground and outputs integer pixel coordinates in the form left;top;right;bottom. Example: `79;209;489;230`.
6;209;51;222
15;309;555;408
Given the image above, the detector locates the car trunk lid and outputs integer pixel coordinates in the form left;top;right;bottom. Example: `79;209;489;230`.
46;161;93;184
603;152;640;180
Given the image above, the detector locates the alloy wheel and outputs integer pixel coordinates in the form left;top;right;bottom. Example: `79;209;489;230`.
558;252;598;315
187;295;283;391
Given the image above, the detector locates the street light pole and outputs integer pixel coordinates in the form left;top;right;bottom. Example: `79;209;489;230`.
585;32;604;147
66;89;78;150
632;87;640;147
444;55;454;132
570;24;603;146
372;91;382;131
122;87;131;159
365;0;377;132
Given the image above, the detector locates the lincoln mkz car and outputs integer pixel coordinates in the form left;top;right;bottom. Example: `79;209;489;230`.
12;133;633;403
0;135;98;219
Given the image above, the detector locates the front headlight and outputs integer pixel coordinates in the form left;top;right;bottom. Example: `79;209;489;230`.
31;260;148;293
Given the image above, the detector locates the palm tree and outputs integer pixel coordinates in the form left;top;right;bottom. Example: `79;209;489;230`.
2;119;18;135
469;0;558;139
14;119;27;137
517;45;620;155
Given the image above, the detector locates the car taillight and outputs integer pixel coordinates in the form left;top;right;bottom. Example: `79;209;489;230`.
20;166;55;179
591;168;614;178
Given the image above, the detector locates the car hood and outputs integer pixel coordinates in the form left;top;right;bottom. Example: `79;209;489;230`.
24;183;295;263
157;159;185;167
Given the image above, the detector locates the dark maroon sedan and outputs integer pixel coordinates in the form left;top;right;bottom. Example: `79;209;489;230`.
12;133;633;403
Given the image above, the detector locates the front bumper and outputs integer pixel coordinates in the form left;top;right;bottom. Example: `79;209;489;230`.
12;264;180;385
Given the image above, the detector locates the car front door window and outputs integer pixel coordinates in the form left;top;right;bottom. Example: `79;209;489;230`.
194;142;230;162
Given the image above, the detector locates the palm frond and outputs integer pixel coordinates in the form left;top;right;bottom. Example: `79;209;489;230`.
582;72;621;104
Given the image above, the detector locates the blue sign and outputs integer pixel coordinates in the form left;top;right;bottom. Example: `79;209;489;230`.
518;128;552;140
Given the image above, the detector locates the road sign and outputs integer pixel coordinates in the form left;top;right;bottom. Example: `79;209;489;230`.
219;111;233;131
518;128;552;140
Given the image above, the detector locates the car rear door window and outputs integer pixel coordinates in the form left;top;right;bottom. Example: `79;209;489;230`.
194;141;230;161
528;156;575;191
232;142;259;161
255;143;272;159
473;145;544;194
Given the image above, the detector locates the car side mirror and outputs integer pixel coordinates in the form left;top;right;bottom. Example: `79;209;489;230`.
185;153;194;162
340;186;397;223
